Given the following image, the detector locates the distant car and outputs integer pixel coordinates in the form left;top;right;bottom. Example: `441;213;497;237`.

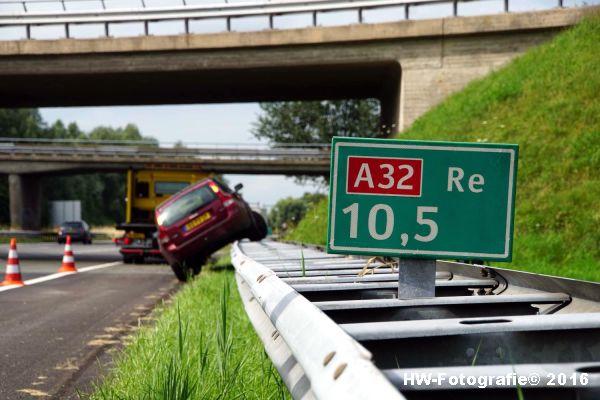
58;221;93;244
156;177;267;281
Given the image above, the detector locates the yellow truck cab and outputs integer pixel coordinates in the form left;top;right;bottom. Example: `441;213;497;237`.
117;169;208;263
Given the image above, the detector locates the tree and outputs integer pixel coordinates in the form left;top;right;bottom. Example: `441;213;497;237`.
0;108;46;138
88;123;157;144
252;99;385;144
269;192;326;232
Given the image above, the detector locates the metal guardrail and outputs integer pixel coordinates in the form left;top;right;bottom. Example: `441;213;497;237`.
0;0;571;40
232;239;600;399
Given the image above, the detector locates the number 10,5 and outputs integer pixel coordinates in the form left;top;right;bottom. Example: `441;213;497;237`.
342;203;438;245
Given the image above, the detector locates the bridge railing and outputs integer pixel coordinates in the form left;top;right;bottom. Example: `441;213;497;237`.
0;0;574;40
0;138;332;161
0;136;329;149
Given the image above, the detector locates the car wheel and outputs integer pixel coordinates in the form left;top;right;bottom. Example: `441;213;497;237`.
123;256;134;264
133;256;145;264
170;256;205;282
171;262;189;282
248;211;268;241
188;255;205;276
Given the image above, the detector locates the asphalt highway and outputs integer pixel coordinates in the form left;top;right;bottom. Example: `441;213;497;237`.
0;241;178;399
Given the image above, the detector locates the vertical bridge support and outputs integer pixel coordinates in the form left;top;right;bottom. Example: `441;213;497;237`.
9;174;42;231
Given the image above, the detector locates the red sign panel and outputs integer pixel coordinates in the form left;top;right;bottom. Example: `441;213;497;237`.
346;156;423;197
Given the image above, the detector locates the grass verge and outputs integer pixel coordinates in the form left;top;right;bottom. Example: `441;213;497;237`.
85;263;290;399
286;198;328;246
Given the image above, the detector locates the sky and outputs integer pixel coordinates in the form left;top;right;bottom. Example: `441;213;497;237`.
39;105;325;208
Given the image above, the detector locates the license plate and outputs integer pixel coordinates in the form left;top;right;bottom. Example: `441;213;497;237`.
184;212;211;232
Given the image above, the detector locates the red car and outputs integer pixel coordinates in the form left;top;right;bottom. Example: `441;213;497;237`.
155;177;267;281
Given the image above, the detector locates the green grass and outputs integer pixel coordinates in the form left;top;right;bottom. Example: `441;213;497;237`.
286;198;328;246
288;14;600;282
86;267;290;400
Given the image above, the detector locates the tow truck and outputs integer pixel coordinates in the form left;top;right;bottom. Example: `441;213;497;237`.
116;169;208;263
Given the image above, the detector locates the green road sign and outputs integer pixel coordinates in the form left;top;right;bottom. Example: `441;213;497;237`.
327;137;519;261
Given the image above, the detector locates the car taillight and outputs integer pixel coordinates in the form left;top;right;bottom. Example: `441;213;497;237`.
124;237;132;245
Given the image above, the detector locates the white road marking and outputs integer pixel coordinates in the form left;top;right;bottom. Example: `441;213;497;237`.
65;248;120;255
0;261;122;293
78;261;122;272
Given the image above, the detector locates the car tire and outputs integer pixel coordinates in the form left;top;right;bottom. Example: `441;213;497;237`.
133;256;145;264
123;256;134;264
248;211;268;241
171;256;205;282
171;262;190;282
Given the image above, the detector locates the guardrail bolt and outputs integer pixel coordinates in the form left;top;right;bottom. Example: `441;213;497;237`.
323;351;336;366
333;363;347;380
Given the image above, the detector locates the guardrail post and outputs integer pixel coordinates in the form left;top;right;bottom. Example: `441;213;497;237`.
404;4;409;19
398;258;436;299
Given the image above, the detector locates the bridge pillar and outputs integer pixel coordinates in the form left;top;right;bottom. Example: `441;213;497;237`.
9;174;42;231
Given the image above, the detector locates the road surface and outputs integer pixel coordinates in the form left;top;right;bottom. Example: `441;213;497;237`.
0;241;178;399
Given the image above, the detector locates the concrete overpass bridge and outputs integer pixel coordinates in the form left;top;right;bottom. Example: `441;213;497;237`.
0;141;331;175
0;1;597;131
0;140;330;230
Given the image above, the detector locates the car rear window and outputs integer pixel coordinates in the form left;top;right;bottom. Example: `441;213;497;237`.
157;185;217;227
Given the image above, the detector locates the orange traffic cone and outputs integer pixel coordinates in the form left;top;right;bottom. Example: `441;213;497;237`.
58;235;78;273
2;238;25;286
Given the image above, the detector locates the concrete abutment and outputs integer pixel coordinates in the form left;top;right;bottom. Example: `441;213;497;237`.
9;174;42;231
